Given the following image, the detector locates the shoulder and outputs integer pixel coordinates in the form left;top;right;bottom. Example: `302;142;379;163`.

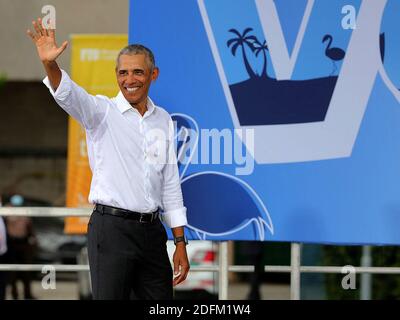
96;94;114;103
150;97;174;123
154;105;173;121
90;95;114;113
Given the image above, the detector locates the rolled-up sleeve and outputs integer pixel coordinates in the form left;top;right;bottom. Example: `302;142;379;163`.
43;69;108;130
160;118;188;228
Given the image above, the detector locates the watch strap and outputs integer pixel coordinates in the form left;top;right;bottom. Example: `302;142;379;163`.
174;236;188;245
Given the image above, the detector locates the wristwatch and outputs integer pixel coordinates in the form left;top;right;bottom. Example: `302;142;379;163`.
174;235;188;245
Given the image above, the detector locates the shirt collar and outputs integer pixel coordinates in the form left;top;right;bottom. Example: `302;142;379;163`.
115;91;156;117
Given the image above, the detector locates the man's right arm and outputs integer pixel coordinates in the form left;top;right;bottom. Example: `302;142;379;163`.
27;18;67;91
27;18;107;129
42;61;62;92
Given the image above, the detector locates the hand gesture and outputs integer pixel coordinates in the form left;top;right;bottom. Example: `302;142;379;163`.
27;18;68;63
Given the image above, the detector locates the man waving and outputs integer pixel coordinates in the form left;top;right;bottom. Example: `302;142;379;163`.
27;18;189;300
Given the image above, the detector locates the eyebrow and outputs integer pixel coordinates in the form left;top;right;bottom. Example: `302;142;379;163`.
118;68;145;73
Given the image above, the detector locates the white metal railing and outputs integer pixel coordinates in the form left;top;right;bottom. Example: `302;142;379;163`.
1;207;400;300
0;207;90;217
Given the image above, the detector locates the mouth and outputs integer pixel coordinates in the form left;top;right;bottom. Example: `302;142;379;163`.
124;86;141;93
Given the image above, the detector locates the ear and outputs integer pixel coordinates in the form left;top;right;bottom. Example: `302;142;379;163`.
151;67;159;81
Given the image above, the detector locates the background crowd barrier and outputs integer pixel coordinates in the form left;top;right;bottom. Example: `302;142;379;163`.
1;207;399;300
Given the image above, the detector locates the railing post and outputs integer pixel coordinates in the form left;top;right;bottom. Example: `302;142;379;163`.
290;242;301;300
361;245;372;300
218;241;229;300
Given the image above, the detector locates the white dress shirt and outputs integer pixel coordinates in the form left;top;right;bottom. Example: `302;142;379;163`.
43;70;187;228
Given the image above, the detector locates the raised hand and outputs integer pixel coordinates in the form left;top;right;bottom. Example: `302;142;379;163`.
27;18;68;63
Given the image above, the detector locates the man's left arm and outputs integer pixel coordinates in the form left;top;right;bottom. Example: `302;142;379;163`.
161;118;190;286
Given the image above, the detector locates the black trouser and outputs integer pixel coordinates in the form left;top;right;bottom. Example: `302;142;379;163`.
87;209;173;300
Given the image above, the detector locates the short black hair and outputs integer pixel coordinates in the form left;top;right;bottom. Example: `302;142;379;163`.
116;44;155;70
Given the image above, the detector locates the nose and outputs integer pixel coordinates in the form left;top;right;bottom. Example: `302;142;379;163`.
126;73;136;84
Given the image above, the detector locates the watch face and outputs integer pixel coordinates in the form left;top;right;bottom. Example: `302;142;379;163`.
174;236;188;244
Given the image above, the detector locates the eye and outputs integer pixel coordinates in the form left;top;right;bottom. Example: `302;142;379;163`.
134;70;144;75
119;70;127;75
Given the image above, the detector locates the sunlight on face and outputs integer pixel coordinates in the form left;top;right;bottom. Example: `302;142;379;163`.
116;54;159;106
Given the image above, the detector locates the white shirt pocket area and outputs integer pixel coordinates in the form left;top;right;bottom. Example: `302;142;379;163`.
146;134;170;173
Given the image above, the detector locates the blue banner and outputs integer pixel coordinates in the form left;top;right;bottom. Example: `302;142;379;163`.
130;0;400;244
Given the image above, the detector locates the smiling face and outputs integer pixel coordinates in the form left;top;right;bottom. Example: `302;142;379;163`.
116;54;159;110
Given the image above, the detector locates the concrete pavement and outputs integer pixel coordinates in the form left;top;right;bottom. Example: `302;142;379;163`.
5;279;290;300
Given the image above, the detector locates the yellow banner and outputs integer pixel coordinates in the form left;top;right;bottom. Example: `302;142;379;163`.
65;34;127;234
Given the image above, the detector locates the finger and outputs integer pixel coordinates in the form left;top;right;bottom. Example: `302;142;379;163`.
173;274;183;286
60;40;68;51
32;20;42;37
173;261;180;276
48;28;55;40
60;40;68;52
173;265;189;282
26;29;37;42
48;19;56;40
173;267;189;286
55;41;68;59
37;17;48;37
181;266;189;280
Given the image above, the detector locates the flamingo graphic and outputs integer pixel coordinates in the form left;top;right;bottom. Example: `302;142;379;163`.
322;34;345;76
171;113;274;240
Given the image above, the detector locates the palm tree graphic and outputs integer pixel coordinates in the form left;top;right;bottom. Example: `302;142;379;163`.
254;39;269;78
227;28;257;79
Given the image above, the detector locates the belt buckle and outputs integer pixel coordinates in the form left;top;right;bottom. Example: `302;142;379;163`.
139;213;148;223
149;212;155;222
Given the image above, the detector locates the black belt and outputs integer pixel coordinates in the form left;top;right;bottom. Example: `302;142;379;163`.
94;203;159;223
